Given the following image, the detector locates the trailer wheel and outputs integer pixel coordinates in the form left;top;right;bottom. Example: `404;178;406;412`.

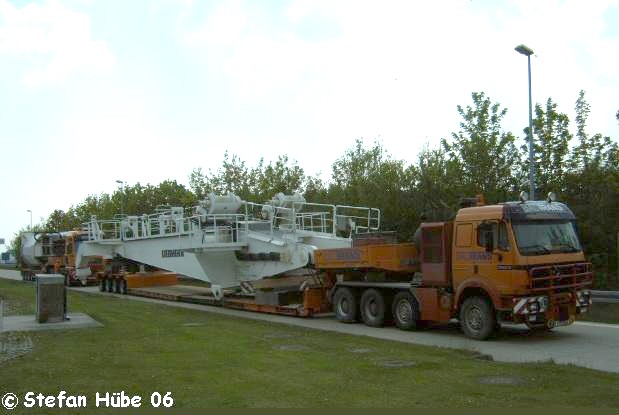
459;296;496;340
333;287;358;323
392;291;420;330
360;289;388;327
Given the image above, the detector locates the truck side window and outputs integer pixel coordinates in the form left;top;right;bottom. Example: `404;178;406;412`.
477;222;493;248
477;222;510;251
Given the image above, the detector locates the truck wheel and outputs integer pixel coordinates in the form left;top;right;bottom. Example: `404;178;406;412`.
392;291;420;330
333;287;358;323
360;289;387;327
459;296;496;340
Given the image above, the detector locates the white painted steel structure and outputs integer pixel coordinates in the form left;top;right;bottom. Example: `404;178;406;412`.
77;193;380;292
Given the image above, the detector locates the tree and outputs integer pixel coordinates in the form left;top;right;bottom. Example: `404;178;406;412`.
563;91;619;287
328;139;415;236
411;146;461;222
525;98;571;195
189;152;307;203
254;155;306;202
442;92;521;202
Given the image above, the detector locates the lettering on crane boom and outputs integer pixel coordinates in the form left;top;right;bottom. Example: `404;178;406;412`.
161;249;184;258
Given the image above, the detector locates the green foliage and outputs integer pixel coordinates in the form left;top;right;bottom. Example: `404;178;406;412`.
189;152;312;203
411;146;461;221
526;98;571;195
328;139;415;237
442;92;521;203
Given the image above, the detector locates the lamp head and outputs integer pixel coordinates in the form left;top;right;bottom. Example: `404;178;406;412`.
515;44;534;56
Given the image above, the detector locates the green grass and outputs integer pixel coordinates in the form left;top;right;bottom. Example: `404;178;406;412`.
1;279;619;410
581;302;619;324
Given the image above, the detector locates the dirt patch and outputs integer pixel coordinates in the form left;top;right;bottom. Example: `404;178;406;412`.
182;322;206;327
0;333;33;365
350;348;373;354
478;375;524;385
471;352;494;361
275;344;310;351
377;360;417;368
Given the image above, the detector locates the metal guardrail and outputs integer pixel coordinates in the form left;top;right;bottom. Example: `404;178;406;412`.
591;290;619;298
591;290;619;303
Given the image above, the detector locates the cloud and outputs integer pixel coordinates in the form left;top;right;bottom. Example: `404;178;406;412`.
175;0;619;163
0;0;115;87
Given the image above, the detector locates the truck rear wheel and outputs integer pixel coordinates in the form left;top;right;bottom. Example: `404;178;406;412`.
333;287;358;323
459;296;496;340
360;289;388;327
392;291;420;330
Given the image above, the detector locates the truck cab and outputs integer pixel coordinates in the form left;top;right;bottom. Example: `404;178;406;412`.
318;196;593;340
450;199;592;338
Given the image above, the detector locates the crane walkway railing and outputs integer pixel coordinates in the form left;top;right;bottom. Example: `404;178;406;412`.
83;201;381;246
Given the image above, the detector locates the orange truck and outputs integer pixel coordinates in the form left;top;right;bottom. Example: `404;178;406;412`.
20;231;100;285
315;196;593;340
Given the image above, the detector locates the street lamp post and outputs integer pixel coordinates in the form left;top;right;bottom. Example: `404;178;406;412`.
26;209;32;230
116;180;125;216
515;44;535;200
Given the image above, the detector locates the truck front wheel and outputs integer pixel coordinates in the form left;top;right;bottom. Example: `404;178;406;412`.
392;291;420;330
459;296;496;340
360;289;388;327
333;287;358;323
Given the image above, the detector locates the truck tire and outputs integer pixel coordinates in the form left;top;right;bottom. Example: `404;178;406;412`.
459;296;496;340
333;287;358;323
392;291;420;330
360;288;388;327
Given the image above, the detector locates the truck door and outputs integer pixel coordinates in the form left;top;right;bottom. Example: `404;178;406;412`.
452;222;475;287
452;220;511;289
475;220;513;293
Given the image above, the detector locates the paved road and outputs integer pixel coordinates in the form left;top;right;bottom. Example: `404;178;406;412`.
66;286;619;374
0;269;22;281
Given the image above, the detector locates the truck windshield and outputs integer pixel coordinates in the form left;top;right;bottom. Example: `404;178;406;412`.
512;220;582;256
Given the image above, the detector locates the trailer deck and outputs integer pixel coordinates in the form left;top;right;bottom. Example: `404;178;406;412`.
119;282;328;317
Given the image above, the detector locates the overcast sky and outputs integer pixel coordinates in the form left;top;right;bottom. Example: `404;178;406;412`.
1;0;618;247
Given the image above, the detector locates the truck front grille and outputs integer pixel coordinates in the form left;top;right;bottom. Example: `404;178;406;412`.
529;262;592;295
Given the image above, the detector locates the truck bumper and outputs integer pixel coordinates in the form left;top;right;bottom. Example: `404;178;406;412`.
509;289;592;327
